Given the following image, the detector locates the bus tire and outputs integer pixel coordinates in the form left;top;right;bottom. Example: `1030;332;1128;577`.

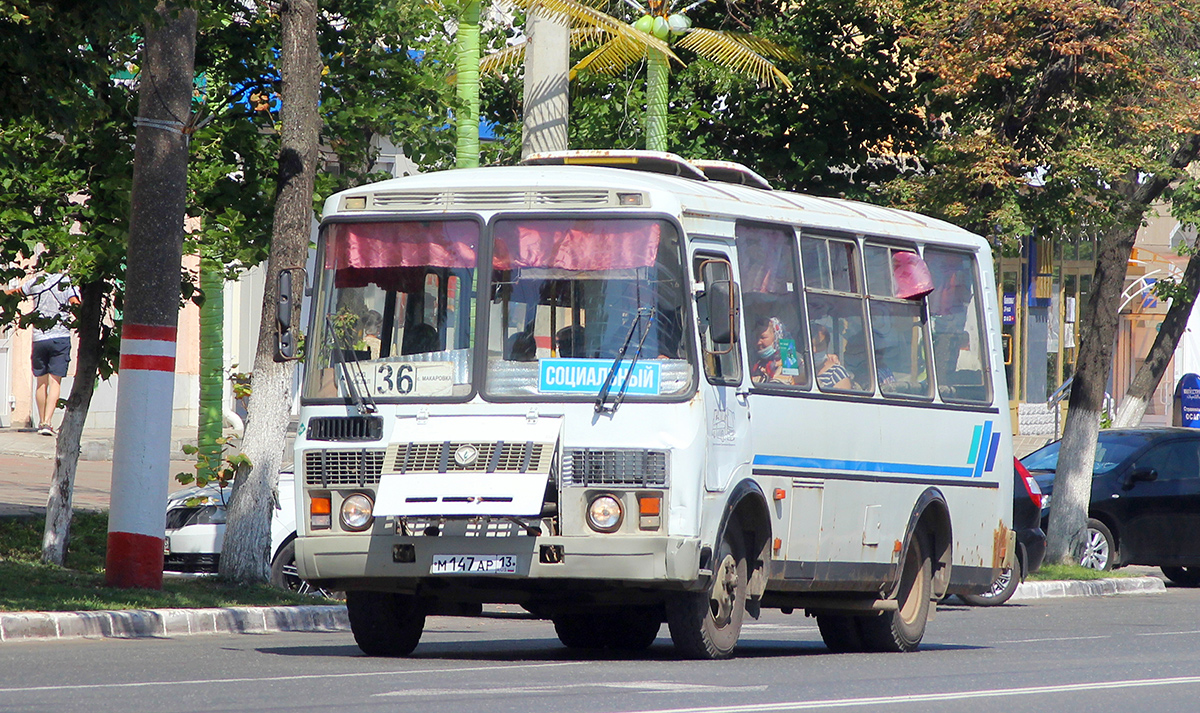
552;613;603;649
609;606;662;651
857;531;932;653
816;614;864;653
666;520;747;659
346;590;426;657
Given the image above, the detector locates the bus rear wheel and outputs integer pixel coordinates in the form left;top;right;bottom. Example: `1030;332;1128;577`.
667;521;747;659
346;590;426;657
857;532;932;652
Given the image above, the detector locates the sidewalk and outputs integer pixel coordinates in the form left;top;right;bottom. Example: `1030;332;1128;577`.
0;425;198;517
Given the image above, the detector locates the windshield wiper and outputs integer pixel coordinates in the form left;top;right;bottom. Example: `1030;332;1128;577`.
595;307;656;415
325;315;377;415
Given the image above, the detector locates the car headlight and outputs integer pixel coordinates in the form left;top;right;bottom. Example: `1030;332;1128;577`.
587;494;623;533
340;494;374;531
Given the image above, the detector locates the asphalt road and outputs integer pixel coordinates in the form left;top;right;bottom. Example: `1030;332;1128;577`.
2;588;1199;713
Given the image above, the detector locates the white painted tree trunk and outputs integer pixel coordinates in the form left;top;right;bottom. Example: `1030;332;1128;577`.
218;0;319;584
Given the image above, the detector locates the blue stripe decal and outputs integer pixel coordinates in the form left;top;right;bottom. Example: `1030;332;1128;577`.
967;425;983;466
984;432;1001;473
753;454;976;478
972;421;993;479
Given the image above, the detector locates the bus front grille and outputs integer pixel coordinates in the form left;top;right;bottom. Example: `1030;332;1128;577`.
560;449;669;487
385;442;553;474
304;449;387;486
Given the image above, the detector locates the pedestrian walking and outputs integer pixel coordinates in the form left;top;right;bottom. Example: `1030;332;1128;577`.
8;272;81;435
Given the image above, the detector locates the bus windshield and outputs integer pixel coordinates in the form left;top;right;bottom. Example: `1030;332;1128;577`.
484;218;693;399
304;219;480;401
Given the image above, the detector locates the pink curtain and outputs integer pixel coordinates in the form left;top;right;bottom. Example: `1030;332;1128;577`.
325;221;479;271
492;220;661;271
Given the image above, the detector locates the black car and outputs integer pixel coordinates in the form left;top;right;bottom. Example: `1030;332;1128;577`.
1021;427;1200;585
958;458;1047;605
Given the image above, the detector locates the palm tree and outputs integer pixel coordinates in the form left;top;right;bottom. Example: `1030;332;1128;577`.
484;0;794;152
453;0;675;166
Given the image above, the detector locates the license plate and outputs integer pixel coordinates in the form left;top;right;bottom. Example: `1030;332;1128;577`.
430;554;518;574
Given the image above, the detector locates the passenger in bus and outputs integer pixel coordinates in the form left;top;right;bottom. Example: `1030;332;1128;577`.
811;323;853;390
750;316;801;385
402;323;440;355
556;325;586;358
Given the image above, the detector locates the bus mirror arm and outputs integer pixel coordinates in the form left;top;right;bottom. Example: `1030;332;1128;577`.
276;267;305;361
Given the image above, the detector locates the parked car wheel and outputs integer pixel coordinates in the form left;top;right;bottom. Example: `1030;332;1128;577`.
269;539;333;598
1160;566;1200;587
959;551;1023;607
1080;518;1115;571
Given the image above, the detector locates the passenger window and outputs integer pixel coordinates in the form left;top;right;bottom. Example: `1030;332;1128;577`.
865;244;932;399
925;248;992;404
802;235;873;395
736;222;809;389
1132;442;1200;482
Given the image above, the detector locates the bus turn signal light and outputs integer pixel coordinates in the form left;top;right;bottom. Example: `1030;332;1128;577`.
638;496;661;530
310;496;332;530
773;488;786;500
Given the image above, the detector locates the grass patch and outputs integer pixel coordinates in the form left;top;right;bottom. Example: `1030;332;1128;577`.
0;512;330;612
1029;563;1139;581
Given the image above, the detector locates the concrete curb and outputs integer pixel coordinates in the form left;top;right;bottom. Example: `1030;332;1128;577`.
0;604;348;643
1010;575;1166;602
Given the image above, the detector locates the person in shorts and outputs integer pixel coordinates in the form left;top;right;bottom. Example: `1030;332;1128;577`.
13;273;80;435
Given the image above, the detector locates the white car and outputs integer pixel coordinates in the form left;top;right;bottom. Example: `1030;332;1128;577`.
164;468;320;594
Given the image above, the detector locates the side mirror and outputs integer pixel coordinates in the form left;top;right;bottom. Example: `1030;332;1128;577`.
1124;467;1158;489
276;267;305;361
706;280;736;346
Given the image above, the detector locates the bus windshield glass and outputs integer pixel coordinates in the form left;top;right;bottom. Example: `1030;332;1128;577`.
304;219;480;401
484;218;693;399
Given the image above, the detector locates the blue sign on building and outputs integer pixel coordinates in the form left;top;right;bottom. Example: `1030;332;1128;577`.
1002;293;1017;325
539;358;661;396
1176;373;1200;428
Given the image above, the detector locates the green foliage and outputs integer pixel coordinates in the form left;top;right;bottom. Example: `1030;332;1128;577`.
1029;563;1137;581
177;436;251;489
880;0;1200;245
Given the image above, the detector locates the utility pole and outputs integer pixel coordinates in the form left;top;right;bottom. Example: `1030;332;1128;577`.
105;3;197;589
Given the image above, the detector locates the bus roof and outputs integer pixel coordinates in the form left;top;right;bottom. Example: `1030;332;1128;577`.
322;161;988;251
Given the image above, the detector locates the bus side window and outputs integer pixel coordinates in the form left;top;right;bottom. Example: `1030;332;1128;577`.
802;235;873;394
695;256;742;385
925;248;993;404
865;243;933;399
736;222;809;389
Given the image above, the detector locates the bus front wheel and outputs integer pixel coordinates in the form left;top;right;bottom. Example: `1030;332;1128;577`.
667;521;747;659
346;590;426;657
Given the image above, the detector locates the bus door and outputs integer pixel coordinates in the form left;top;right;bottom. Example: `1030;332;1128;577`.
694;249;752;492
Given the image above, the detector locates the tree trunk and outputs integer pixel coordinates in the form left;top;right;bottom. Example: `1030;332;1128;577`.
455;0;481;169
1111;252;1200;427
42;281;106;565
1045;135;1200;566
219;0;320;584
105;2;197;589
520;9;569;159
645;48;669;152
197;257;224;485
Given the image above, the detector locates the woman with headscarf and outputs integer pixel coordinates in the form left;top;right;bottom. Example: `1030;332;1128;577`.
750;316;801;385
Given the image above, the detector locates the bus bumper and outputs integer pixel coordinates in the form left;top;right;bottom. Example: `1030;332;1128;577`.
296;534;703;585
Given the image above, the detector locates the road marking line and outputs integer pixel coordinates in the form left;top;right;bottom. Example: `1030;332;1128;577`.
374;682;769;698
603;675;1200;712
0;661;589;695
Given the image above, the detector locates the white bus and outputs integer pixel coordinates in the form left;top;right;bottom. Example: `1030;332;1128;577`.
290;151;1014;659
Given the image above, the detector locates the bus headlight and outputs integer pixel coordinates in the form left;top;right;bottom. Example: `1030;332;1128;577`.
340;494;374;531
587;495;623;533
